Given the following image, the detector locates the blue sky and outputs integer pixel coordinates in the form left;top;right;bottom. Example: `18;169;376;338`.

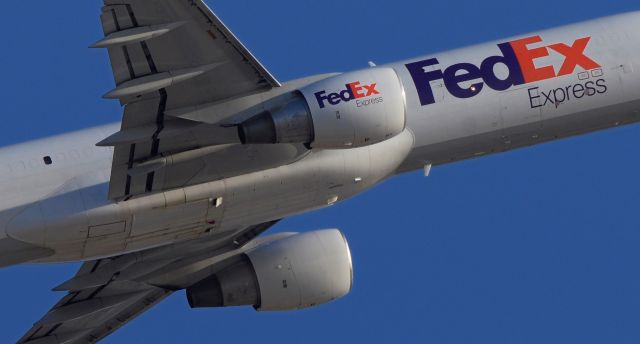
1;1;639;343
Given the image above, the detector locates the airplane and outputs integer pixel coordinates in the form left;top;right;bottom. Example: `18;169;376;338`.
1;1;638;342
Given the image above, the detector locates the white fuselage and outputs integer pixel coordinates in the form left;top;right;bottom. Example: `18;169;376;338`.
1;12;639;264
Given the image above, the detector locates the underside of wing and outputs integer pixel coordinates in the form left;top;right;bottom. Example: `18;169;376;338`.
17;221;278;344
100;0;279;104
95;0;297;200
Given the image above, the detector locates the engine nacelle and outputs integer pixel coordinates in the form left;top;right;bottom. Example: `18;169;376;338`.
238;67;406;149
186;229;353;311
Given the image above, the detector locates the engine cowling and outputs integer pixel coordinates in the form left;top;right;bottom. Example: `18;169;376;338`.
186;229;353;311
238;67;406;149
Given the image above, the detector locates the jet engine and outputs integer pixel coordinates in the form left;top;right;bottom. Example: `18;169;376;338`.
238;67;406;149
186;229;353;311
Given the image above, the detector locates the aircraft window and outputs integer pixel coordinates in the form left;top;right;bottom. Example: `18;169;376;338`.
43;156;53;165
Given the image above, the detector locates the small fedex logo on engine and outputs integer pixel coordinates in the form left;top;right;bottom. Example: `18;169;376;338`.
406;35;602;106
315;81;381;109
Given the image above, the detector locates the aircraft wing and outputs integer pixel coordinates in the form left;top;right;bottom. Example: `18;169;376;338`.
17;221;279;344
94;0;290;200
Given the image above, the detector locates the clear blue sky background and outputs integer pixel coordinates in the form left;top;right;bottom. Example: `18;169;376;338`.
0;1;639;343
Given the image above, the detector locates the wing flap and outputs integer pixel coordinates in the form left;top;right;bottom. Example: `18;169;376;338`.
35;291;151;326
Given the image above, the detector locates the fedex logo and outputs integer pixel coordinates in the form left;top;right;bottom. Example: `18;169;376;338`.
406;35;601;106
314;81;380;109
